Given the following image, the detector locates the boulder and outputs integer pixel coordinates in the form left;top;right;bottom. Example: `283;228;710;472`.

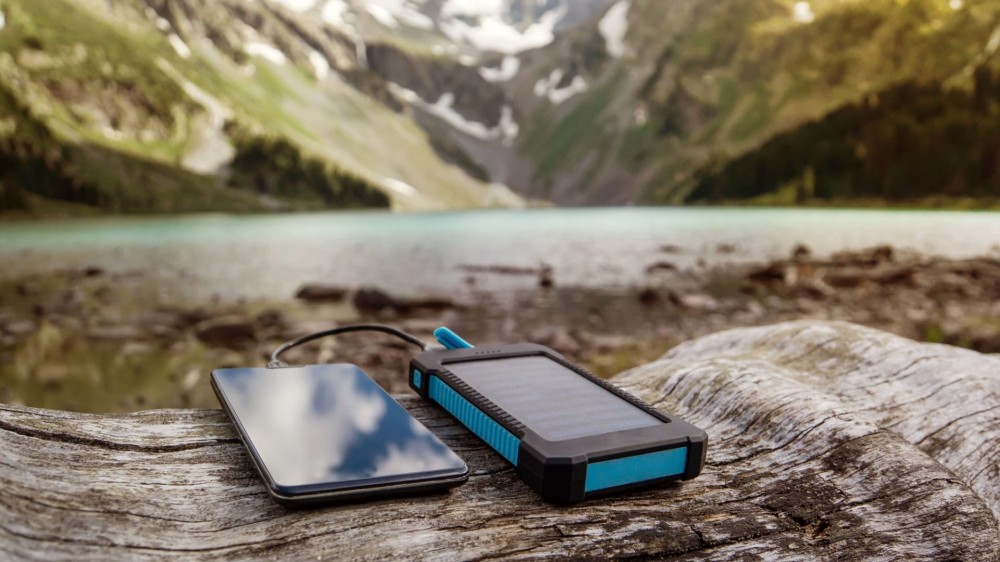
791;243;812;261
830;244;894;267
823;267;868;288
746;262;790;284
538;265;555;289
294;284;349;303
353;287;458;314
194;315;258;350
645;261;678;274
637;287;664;306
352;287;402;313
0;318;36;337
670;292;719;311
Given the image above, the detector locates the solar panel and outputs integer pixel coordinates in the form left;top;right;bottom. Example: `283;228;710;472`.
444;356;662;441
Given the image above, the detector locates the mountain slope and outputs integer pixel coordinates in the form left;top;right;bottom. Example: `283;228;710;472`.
3;0;1000;213
321;0;1000;206
495;0;1000;205
0;0;520;214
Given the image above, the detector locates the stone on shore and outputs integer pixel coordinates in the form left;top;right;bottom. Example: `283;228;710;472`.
194;315;258;350
295;284;349;303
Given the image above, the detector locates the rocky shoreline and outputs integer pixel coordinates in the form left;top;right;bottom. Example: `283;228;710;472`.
1;245;998;412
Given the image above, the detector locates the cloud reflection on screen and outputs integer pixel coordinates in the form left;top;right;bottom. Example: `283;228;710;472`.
217;364;465;488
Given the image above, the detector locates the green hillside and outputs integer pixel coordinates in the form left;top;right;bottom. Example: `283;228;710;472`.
685;70;1000;206
502;0;1000;207
630;0;1000;205
0;0;505;215
2;0;1000;212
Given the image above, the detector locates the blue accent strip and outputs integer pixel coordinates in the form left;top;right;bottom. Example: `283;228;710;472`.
434;327;473;350
428;376;519;465
585;447;688;493
412;369;423;389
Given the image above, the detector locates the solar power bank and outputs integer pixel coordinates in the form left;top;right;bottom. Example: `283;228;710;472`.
408;330;708;503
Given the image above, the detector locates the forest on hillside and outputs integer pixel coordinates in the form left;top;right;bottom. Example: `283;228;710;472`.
0;83;388;214
686;67;1000;205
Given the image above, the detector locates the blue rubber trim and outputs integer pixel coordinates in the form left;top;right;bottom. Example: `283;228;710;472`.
412;369;423;389
428;376;519;465
585;447;688;493
434;327;473;350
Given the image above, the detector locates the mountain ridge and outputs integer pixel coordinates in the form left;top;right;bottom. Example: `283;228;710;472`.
1;0;999;214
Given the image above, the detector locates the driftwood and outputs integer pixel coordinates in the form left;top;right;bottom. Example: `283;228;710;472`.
1;320;999;560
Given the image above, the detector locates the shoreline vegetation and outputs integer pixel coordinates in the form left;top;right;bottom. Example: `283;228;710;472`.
0;85;391;217
674;73;1000;209
2;244;998;413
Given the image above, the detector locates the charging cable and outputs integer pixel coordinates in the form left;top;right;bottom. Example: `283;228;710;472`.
267;323;431;368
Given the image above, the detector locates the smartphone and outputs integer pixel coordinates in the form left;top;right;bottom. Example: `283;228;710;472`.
211;364;469;506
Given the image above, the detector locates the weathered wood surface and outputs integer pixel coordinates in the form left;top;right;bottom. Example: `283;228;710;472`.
1;320;999;560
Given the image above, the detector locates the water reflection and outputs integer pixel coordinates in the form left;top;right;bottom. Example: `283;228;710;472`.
215;364;466;488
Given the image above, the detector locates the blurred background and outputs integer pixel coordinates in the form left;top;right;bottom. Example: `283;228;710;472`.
1;0;998;412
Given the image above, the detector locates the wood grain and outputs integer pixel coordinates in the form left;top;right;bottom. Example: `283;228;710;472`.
1;320;999;560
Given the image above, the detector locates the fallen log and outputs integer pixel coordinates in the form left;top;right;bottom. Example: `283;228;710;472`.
1;320;998;560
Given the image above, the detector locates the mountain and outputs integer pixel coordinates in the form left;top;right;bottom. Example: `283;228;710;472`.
1;0;999;214
276;0;1000;207
0;0;523;214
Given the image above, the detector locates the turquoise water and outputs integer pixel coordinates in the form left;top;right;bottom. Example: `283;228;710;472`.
1;208;998;301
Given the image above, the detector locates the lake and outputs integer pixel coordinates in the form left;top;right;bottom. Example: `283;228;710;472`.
2;208;999;303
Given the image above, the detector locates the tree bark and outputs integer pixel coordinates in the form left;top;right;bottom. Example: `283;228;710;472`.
1;320;998;560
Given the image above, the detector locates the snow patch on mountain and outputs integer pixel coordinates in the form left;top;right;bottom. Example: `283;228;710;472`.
479;55;520;82
440;0;500;19
169;34;192;59
321;0;351;27
386;83;418;102
365;3;398;28
425;93;497;139
598;1;630;58
388;83;519;144
245;42;288;65
157;60;234;174
381;0;434;29
792;2;815;24
534;69;588;104
334;0;433;31
383;177;420;197
280;0;322;10
438;3;566;54
309;50;331;80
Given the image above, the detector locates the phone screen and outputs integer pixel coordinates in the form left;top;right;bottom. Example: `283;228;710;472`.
212;364;467;497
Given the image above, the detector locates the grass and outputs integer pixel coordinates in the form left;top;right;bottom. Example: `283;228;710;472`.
728;83;773;143
2;0;197;131
70;143;272;213
632;0;1000;208
521;68;626;184
682;195;1000;212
